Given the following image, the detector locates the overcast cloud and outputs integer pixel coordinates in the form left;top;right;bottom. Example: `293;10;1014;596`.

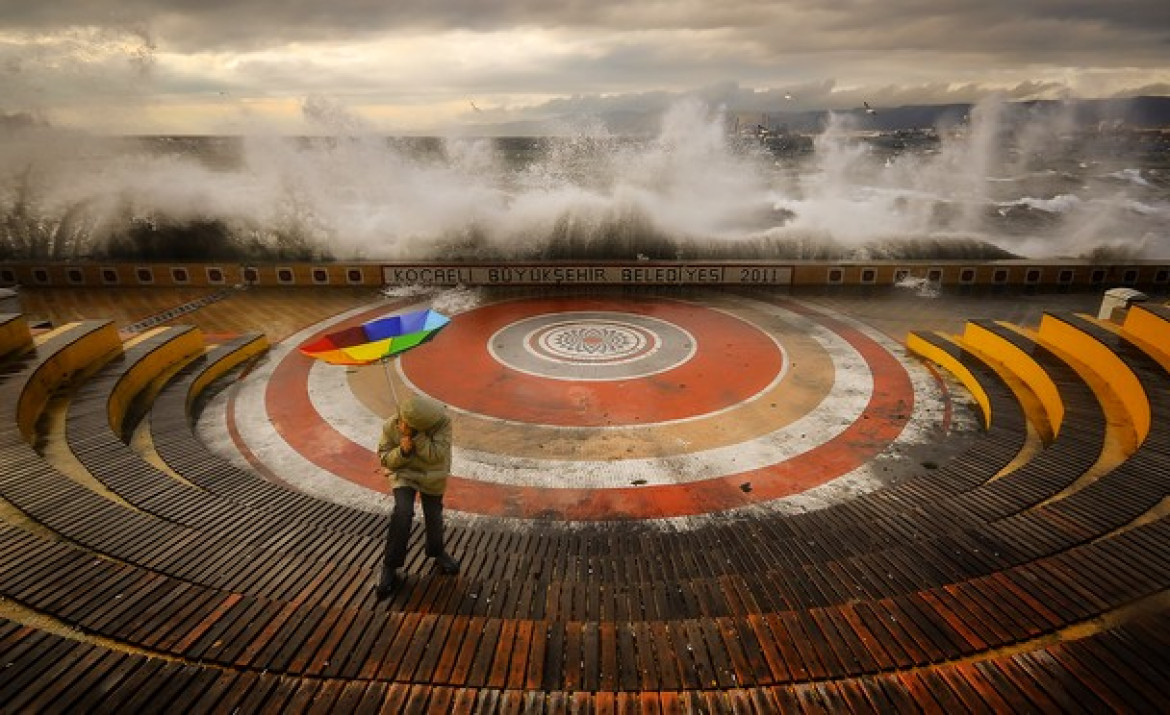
1;0;1167;133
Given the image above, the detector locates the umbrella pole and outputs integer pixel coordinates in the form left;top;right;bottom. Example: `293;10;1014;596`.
380;356;401;408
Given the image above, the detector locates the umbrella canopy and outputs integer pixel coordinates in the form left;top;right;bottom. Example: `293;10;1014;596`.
299;308;450;365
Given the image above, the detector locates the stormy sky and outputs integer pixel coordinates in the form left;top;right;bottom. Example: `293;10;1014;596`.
1;0;1168;134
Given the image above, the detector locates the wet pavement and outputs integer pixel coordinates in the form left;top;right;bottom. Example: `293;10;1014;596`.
172;286;1104;524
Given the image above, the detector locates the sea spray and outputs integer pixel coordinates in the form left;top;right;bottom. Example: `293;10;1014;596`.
1;97;1167;262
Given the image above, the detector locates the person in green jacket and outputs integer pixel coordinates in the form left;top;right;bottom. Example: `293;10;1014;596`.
375;394;460;598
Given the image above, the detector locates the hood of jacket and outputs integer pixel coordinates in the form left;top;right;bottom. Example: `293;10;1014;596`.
398;395;447;432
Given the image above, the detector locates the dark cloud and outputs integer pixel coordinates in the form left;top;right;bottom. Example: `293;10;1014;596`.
2;0;1168;58
0;0;1165;132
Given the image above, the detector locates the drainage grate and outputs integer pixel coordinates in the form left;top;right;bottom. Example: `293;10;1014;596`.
123;287;241;334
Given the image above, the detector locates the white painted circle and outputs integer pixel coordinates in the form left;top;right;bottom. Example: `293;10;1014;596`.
489;311;696;381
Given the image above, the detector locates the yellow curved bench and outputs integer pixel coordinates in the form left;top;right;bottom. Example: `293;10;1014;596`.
17;321;121;443
0;313;32;358
108;326;206;435
960;320;1063;441
1038;313;1150;446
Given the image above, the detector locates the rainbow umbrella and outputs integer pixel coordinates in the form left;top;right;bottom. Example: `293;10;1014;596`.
299;307;450;403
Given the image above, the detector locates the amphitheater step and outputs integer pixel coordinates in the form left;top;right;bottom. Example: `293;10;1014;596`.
0;313;32;360
2;289;1168;710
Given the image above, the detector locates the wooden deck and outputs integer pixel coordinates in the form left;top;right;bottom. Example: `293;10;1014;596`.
0;286;1167;712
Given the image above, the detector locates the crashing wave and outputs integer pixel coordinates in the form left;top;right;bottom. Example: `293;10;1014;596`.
1005;194;1083;214
2;97;1168;263
1104;168;1151;188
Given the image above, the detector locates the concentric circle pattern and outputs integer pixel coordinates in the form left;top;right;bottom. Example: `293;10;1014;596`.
491;311;692;380
227;292;953;521
403;298;782;427
528;318;654;364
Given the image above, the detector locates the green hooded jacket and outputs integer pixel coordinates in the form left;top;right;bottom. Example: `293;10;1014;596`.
377;395;452;496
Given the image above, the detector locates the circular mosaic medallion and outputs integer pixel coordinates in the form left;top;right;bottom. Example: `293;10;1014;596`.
532;320;653;363
490;311;694;381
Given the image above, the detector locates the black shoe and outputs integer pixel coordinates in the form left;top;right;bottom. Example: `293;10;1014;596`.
375;572;402;599
435;553;460;575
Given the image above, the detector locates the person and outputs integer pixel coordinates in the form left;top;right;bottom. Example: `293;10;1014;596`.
375;394;460;598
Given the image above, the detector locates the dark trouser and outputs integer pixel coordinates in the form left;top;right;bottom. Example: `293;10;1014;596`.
381;486;445;579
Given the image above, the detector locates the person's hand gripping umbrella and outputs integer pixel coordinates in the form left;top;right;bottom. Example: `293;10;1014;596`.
298;307;450;406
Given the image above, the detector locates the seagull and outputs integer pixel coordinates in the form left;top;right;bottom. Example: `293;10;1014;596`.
864;101;877;115
784;92;793;101
469;100;483;113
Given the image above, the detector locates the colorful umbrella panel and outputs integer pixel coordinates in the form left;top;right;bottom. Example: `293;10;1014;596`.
299;308;451;365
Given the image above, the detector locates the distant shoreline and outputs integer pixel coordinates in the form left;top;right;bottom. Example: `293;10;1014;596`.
5;96;1170;138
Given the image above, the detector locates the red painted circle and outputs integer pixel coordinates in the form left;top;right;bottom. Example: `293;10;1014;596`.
400;297;784;426
257;296;916;520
